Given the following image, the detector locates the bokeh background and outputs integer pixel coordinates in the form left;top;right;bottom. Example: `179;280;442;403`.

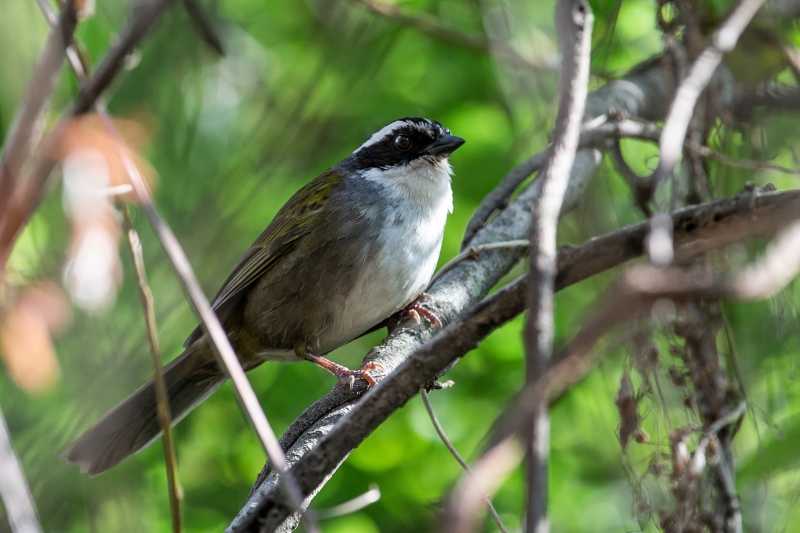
2;0;800;531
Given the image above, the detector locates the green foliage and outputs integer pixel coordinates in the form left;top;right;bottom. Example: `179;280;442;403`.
2;0;800;531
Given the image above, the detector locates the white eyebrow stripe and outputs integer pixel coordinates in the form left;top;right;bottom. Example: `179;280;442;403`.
354;119;433;153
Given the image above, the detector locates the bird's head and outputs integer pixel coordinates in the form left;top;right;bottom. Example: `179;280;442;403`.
345;117;464;207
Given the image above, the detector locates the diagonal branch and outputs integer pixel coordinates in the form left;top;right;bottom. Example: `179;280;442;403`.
447;208;800;532
71;0;178;115
0;405;42;533
652;0;765;186
0;0;78;218
230;184;800;531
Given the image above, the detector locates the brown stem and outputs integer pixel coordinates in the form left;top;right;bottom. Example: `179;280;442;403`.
0;0;78;219
122;209;183;533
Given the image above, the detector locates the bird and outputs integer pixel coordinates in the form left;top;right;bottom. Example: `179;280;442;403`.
62;117;465;476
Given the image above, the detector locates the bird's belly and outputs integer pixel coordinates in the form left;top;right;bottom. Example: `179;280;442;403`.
314;231;443;353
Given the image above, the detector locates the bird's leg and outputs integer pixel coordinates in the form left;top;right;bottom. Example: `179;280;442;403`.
403;293;443;329
301;349;385;389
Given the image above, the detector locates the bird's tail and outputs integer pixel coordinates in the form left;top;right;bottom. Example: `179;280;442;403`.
62;346;224;476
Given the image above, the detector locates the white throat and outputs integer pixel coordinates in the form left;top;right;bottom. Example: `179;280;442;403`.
360;156;454;215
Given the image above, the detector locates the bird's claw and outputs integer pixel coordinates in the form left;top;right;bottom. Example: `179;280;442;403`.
333;361;385;389
405;293;443;329
304;350;385;388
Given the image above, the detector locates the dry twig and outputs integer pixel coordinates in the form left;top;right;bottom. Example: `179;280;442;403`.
653;0;766;186
0;406;41;533
420;390;507;533
122;210;183;533
523;1;592;530
0;0;78;219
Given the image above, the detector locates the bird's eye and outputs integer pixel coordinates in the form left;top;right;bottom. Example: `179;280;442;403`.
394;135;412;151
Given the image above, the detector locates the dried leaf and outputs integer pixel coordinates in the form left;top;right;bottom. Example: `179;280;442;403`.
0;283;67;395
50;114;158;203
615;370;641;451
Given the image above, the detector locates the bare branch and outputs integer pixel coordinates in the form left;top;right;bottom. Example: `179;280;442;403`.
181;0;224;55
653;0;765;185
71;0;178;115
0;406;41;533
523;0;592;531
461;116;664;249
231;184;800;531
122;210;183;533
0;0;78;217
0;0;181;269
451;205;800;530
689;142;800;176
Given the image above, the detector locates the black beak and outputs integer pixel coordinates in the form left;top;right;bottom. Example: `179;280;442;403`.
423;134;465;156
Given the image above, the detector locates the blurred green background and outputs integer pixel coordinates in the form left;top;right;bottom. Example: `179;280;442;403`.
2;0;800;531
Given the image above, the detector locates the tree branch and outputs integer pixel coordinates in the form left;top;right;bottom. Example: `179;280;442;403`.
523;0;592;530
652;0;765;186
122;211;183;533
0;406;42;533
230;182;800;530
0;0;78;219
461;59;669;249
448;201;800;531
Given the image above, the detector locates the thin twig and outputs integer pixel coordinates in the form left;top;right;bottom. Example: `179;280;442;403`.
690;142;800;176
313;485;381;520
122;209;183;533
430;240;529;285
610;140;654;216
652;0;766;185
421;390;508;533
95;111;318;532
461;117;661;249
0;0;78;217
523;0;592;531
0;406;42;533
705;400;747;435
181;0;224;55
